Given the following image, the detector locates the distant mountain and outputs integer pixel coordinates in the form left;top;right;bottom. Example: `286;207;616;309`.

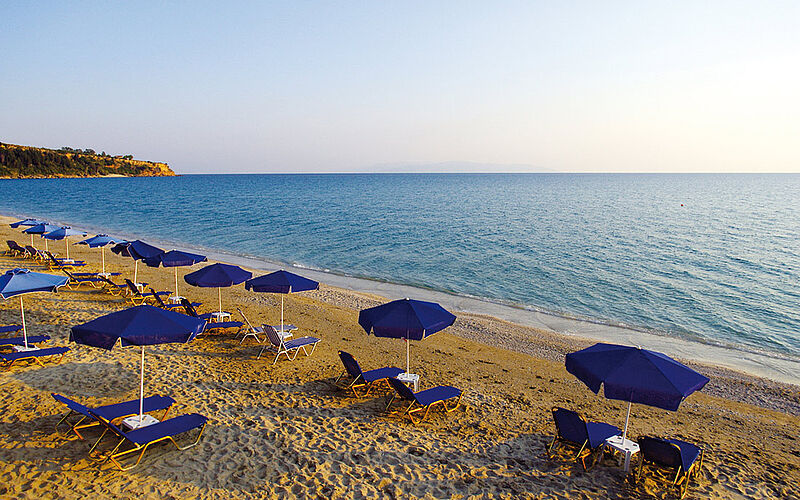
365;161;555;173
0;142;175;178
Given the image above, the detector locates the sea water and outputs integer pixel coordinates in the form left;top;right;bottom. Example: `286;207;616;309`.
2;173;799;370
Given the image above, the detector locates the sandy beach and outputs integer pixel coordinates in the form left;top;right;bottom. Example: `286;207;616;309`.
1;218;798;499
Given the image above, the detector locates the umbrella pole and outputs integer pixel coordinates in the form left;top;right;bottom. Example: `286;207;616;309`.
281;294;284;329
20;296;28;349
406;337;410;373
134;260;138;284
622;400;632;442
101;247;105;273
139;346;145;424
30;233;34;246
175;267;179;297
45;239;49;253
65;239;69;260
218;287;222;314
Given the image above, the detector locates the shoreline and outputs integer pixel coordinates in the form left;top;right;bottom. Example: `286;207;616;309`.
4;212;798;387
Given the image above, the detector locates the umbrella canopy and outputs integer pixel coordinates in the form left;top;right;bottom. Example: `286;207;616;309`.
78;234;125;248
184;263;252;313
23;223;59;249
245;270;319;329
0;268;69;349
358;298;456;373
43;227;88;260
111;240;165;283
565;342;710;440
70;305;205;424
78;235;126;273
9;218;48;228
144;250;207;297
23;223;59;235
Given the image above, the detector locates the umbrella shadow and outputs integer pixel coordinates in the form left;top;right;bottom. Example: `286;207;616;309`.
12;361;139;398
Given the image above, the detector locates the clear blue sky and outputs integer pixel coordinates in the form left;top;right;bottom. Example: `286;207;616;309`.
2;1;798;173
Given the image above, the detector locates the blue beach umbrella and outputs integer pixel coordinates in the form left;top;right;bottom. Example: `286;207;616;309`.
245;270;319;331
13;219;49;246
71;305;205;426
78;234;126;273
0;268;69;349
43;226;88;260
144;250;208;298
9;218;48;228
111;240;165;284
184;263;252;314
23;223;59;250
358;298;457;373
565;343;710;442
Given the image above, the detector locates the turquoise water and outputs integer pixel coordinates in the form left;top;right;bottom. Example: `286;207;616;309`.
2;173;799;359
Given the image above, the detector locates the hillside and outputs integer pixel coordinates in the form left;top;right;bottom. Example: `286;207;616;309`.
0;142;175;178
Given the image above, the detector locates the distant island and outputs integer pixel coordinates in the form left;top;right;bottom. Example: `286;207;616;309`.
0;142;175;178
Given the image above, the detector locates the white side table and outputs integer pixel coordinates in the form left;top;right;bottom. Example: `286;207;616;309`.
210;311;231;322
396;372;420;392
169;295;185;304
604;435;640;473
122;414;159;430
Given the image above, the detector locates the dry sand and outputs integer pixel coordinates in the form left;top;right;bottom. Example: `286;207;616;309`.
1;220;798;499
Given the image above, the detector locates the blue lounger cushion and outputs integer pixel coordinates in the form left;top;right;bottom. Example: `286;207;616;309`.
117;413;208;445
411;385;462;407
363;366;405;383
52;393;176;422
1;346;69;361
669;439;702;473
586;421;621;449
1;346;70;368
0;335;51;346
0;325;23;334
284;336;320;349
204;321;244;331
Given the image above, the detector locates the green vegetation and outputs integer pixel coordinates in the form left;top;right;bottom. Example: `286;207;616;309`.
0;142;174;178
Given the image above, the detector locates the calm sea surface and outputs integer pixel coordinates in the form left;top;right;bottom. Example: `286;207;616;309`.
2;173;799;359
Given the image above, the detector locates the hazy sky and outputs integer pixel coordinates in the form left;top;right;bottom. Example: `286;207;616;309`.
2;1;798;173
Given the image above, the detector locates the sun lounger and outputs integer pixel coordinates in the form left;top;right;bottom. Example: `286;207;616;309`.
0;325;24;335
151;289;200;310
52;393;175;448
124;279;168;305
546;407;621;470
386;377;462;423
89;410;208;470
25;245;47;261
0;346;70;369
335;350;404;397
61;269;105;289
180;299;242;334
6;240;28;257
236;307;264;343
635;436;704;499
0;335;51;348
98;275;127;296
180;298;221;321
257;325;320;364
45;251;87;269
